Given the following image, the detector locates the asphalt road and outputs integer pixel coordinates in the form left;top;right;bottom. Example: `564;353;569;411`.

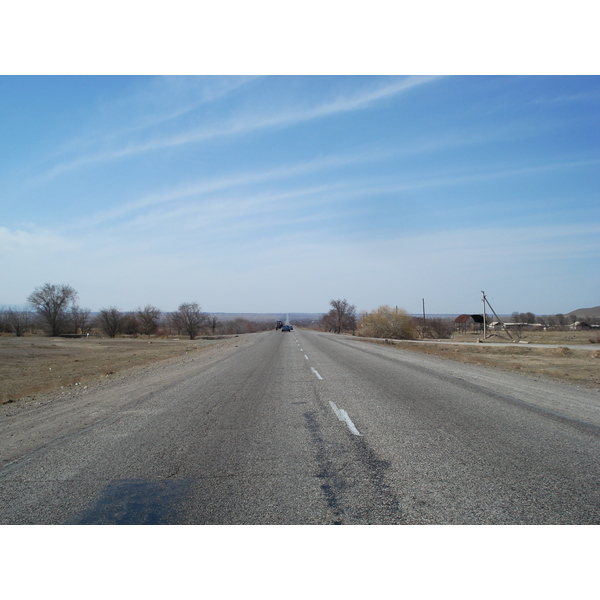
1;329;598;524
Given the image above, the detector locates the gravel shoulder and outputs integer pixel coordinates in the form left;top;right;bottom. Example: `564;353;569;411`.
0;333;263;467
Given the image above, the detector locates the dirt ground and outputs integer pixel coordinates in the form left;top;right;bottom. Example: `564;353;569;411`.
0;334;237;405
449;329;600;345
362;329;600;389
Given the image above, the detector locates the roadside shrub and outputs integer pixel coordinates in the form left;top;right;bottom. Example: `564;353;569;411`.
222;318;273;335
357;305;417;340
428;318;454;339
413;316;454;339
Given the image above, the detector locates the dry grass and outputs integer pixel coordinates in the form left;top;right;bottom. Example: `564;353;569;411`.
449;329;598;346
0;334;227;404
365;337;600;388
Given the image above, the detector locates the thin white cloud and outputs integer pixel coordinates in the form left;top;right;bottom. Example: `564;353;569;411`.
61;119;598;235
57;148;600;251
41;76;438;179
337;157;600;197
45;76;256;159
530;90;600;105
109;76;257;134
0;226;76;258
64;149;389;230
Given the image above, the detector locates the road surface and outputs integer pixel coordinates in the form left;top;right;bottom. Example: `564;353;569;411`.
1;329;598;524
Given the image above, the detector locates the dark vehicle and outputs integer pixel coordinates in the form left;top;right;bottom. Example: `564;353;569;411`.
276;321;283;330
281;325;292;332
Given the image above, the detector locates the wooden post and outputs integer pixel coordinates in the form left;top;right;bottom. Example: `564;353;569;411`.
482;291;487;338
482;291;513;340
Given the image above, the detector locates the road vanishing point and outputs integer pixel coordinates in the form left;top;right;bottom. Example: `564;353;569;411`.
1;329;598;524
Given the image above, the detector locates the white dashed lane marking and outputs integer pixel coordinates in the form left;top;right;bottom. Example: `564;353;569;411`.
329;401;362;436
293;334;361;436
311;367;323;380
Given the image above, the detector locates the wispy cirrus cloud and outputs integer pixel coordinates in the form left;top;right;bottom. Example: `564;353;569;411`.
41;76;439;180
65;115;575;232
367;157;600;194
61;143;600;243
530;89;600;105
0;225;77;260
46;76;257;158
63;148;392;230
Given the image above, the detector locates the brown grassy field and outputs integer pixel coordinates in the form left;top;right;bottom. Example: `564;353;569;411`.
449;329;600;345
0;334;234;405
361;330;600;388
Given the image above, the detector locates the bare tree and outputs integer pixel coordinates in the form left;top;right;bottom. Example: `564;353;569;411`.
169;312;184;336
136;305;162;335
413;316;453;339
207;315;220;335
70;305;92;334
28;283;78;336
5;307;33;337
322;299;357;334
96;307;125;338
122;312;141;335
225;318;260;334
171;302;207;339
512;311;537;326
427;317;454;339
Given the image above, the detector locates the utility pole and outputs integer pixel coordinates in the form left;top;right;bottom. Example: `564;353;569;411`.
482;291;487;338
481;291;513;340
422;298;426;338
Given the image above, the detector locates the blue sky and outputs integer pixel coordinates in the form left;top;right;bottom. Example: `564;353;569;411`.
1;75;599;315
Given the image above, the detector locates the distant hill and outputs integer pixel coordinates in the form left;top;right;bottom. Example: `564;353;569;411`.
209;312;324;322
209;313;285;322
566;306;600;318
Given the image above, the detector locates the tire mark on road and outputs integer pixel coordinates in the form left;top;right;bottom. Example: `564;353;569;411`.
303;409;405;524
303;411;346;524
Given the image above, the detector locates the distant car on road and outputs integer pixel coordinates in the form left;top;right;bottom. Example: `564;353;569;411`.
281;325;292;332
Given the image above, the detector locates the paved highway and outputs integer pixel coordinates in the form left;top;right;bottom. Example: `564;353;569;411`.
0;329;598;524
